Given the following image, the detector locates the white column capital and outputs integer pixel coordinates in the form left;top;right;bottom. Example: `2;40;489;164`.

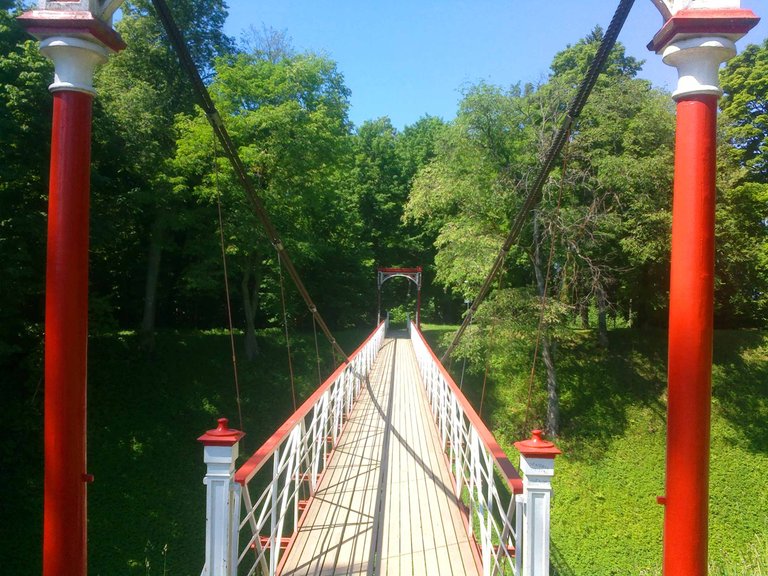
40;36;109;95
662;36;736;100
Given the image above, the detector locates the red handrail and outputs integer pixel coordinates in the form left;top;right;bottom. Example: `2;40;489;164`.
234;322;384;486
411;322;523;494
378;266;422;273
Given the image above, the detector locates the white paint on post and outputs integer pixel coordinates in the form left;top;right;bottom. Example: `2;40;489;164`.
661;36;736;99
515;430;560;576
202;442;241;576
39;36;108;94
36;0;123;21
650;0;742;20
519;455;556;576
199;420;244;576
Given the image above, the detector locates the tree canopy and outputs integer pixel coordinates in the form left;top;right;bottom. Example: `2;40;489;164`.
1;6;765;430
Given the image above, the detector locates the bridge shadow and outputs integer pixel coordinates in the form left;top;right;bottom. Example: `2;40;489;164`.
460;329;668;463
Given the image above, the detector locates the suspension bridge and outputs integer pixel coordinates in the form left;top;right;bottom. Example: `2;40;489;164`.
16;0;761;575
199;320;554;576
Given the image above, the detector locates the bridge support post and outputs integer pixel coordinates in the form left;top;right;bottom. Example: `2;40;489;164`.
17;4;124;575
199;418;245;576
515;430;560;576
647;5;758;576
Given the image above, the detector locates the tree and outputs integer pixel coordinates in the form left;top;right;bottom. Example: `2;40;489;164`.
405;31;677;435
0;5;52;364
174;49;367;359
92;0;233;347
716;39;768;326
351;116;446;321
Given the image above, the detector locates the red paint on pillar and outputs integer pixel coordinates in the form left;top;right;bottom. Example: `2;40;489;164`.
43;89;94;576
416;284;422;329
663;94;718;576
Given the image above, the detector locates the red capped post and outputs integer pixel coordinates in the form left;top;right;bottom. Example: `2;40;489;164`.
18;2;125;575
647;3;759;575
515;430;561;576
199;418;245;576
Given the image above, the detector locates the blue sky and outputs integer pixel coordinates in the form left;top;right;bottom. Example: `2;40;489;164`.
223;1;766;130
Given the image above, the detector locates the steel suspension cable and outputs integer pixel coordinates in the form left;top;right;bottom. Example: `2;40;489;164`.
312;315;323;386
213;135;244;430
277;253;298;411
440;0;635;363
150;0;349;363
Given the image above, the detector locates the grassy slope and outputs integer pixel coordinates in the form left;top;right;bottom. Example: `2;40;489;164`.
2;326;765;575
1;326;371;576
422;325;768;576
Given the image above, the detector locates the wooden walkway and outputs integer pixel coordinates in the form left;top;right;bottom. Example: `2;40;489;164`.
279;332;480;576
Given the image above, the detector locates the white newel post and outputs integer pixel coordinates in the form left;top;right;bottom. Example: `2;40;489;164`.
515;430;561;576
199;418;245;576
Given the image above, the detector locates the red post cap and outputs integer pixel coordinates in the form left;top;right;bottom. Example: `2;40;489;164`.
198;418;245;447
514;429;562;459
17;10;127;52
647;8;759;53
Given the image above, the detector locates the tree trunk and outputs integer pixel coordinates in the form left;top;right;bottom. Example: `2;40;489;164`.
579;302;590;328
541;332;559;436
241;260;261;361
533;212;559;436
139;215;165;351
597;284;609;348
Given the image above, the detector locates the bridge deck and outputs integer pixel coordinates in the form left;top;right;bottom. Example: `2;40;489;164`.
279;332;480;576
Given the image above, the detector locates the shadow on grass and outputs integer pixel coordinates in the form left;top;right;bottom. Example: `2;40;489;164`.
711;330;768;455
432;326;670;462
555;328;668;461
435;325;767;462
2;325;371;576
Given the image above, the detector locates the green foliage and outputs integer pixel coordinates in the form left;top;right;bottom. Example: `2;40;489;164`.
720;39;768;178
550;27;643;84
406;82;532;297
716;40;768;326
171;48;375;345
1;326;371;574
0;7;51;362
352;115;445;320
439;326;768;576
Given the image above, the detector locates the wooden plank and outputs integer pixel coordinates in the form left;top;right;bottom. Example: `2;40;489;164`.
281;342;391;576
277;332;480;576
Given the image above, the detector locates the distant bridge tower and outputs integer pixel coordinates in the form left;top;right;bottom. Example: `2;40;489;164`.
377;267;423;328
647;2;759;576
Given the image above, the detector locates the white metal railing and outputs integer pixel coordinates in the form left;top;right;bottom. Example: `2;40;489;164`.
199;319;558;576
410;321;539;576
199;321;385;576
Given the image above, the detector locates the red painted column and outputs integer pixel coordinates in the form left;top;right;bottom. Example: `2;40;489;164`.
663;94;718;576
416;266;422;329
17;9;126;575
646;9;759;576
416;284;422;329
43;89;94;576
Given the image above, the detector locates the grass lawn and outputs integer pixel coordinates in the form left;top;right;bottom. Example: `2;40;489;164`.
2;325;766;575
420;325;768;576
1;326;371;575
